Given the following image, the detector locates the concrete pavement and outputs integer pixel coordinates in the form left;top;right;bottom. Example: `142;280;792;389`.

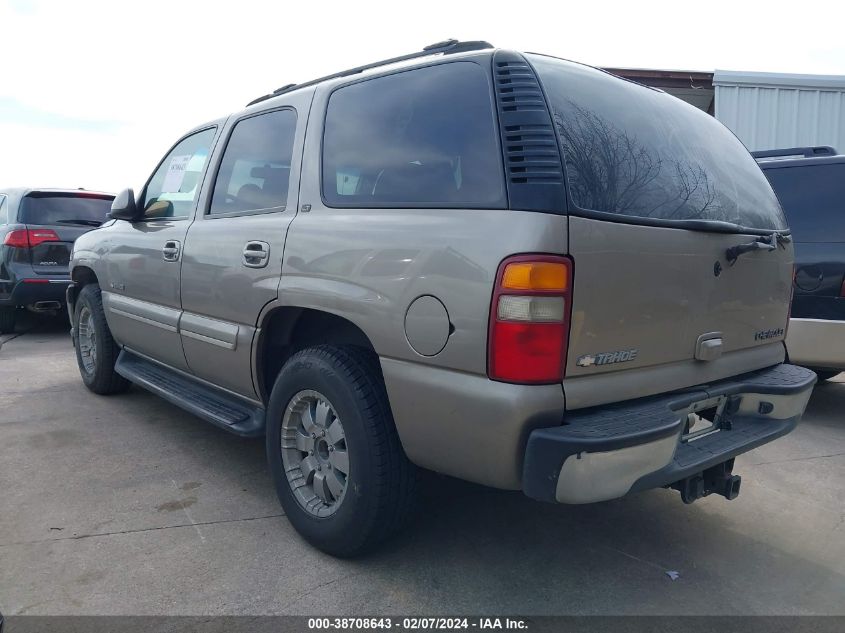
1;314;843;615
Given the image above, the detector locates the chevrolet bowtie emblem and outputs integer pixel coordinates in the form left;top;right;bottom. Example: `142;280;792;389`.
576;354;597;367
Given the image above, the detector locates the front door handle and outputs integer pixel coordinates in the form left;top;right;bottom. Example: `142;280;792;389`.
243;241;270;268
162;240;181;262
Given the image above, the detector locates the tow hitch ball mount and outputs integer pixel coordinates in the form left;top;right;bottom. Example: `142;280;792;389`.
671;458;742;504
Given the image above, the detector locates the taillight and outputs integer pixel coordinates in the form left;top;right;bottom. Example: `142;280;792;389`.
840;275;845;298
3;230;30;248
488;255;573;384
783;265;796;340
2;228;60;248
28;229;60;247
789;265;796;318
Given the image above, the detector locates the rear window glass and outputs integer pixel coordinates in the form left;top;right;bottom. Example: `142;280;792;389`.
763;163;845;243
528;54;786;231
322;61;505;208
19;193;113;226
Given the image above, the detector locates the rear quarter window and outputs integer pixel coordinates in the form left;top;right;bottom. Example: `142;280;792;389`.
322;61;506;208
528;54;786;231
763;163;845;243
19;193;113;226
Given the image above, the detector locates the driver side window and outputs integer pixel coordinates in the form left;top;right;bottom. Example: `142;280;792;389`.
140;128;216;220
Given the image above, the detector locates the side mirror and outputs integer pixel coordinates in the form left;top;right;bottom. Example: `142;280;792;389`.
109;188;140;221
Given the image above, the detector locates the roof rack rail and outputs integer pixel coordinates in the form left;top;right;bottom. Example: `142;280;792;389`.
751;146;838;161
246;39;494;107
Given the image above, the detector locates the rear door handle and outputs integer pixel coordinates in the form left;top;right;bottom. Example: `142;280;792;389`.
162;240;181;262
243;241;270;268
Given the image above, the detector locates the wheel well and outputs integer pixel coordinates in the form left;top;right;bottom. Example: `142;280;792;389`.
72;266;99;288
69;266;99;310
258;307;377;402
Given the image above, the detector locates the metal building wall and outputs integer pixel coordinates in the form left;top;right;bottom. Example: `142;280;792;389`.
714;70;845;152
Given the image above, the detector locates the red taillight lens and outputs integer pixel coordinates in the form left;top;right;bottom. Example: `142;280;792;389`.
3;230;30;248
27;229;60;247
840;275;845;298
2;228;60;248
488;255;573;384
783;265;796;340
490;322;567;383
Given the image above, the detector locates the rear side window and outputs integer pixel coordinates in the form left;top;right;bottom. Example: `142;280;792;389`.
209;109;297;215
141;127;216;220
764;163;845;242
528;54;787;231
0;195;7;224
322;62;505;208
19;193;113;226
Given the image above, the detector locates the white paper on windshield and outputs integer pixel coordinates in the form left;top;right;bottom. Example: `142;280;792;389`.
161;154;192;193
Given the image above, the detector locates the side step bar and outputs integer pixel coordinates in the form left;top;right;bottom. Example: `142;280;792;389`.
115;351;265;437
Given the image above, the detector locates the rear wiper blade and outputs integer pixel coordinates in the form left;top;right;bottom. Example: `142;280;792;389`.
667;218;791;236
726;233;788;265
55;219;103;227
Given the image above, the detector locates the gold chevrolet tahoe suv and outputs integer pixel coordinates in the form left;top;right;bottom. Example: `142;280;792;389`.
67;40;816;556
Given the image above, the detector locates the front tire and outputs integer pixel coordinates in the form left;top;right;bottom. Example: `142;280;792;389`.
74;284;130;395
266;345;416;557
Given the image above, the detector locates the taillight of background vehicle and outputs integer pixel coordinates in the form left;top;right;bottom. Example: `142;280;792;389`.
2;228;60;248
785;265;796;338
488;255;573;384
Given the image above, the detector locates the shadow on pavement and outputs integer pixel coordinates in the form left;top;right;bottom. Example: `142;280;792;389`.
89;375;844;614
0;309;69;351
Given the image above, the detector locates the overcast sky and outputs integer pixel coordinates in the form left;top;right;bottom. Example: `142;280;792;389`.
2;0;844;193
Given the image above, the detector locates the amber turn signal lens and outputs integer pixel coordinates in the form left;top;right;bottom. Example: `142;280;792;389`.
501;262;569;291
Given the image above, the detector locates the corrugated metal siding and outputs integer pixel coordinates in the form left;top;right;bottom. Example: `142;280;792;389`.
714;70;845;152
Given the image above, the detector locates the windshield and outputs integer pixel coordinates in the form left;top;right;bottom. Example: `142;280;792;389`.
19;193;113;226
528;54;787;231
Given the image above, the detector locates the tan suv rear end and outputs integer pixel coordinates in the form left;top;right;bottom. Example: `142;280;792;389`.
516;54;815;504
385;51;815;508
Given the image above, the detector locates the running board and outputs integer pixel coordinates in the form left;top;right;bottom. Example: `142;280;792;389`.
115;351;265;437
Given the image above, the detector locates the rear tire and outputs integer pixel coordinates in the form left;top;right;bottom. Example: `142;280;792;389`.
0;306;16;334
74;284;130;395
266;344;417;557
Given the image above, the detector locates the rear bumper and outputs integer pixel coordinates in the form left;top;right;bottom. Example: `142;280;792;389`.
523;363;816;504
0;278;72;307
786;317;845;371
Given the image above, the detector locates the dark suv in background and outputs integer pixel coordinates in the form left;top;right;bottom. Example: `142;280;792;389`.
755;146;845;381
0;188;114;333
